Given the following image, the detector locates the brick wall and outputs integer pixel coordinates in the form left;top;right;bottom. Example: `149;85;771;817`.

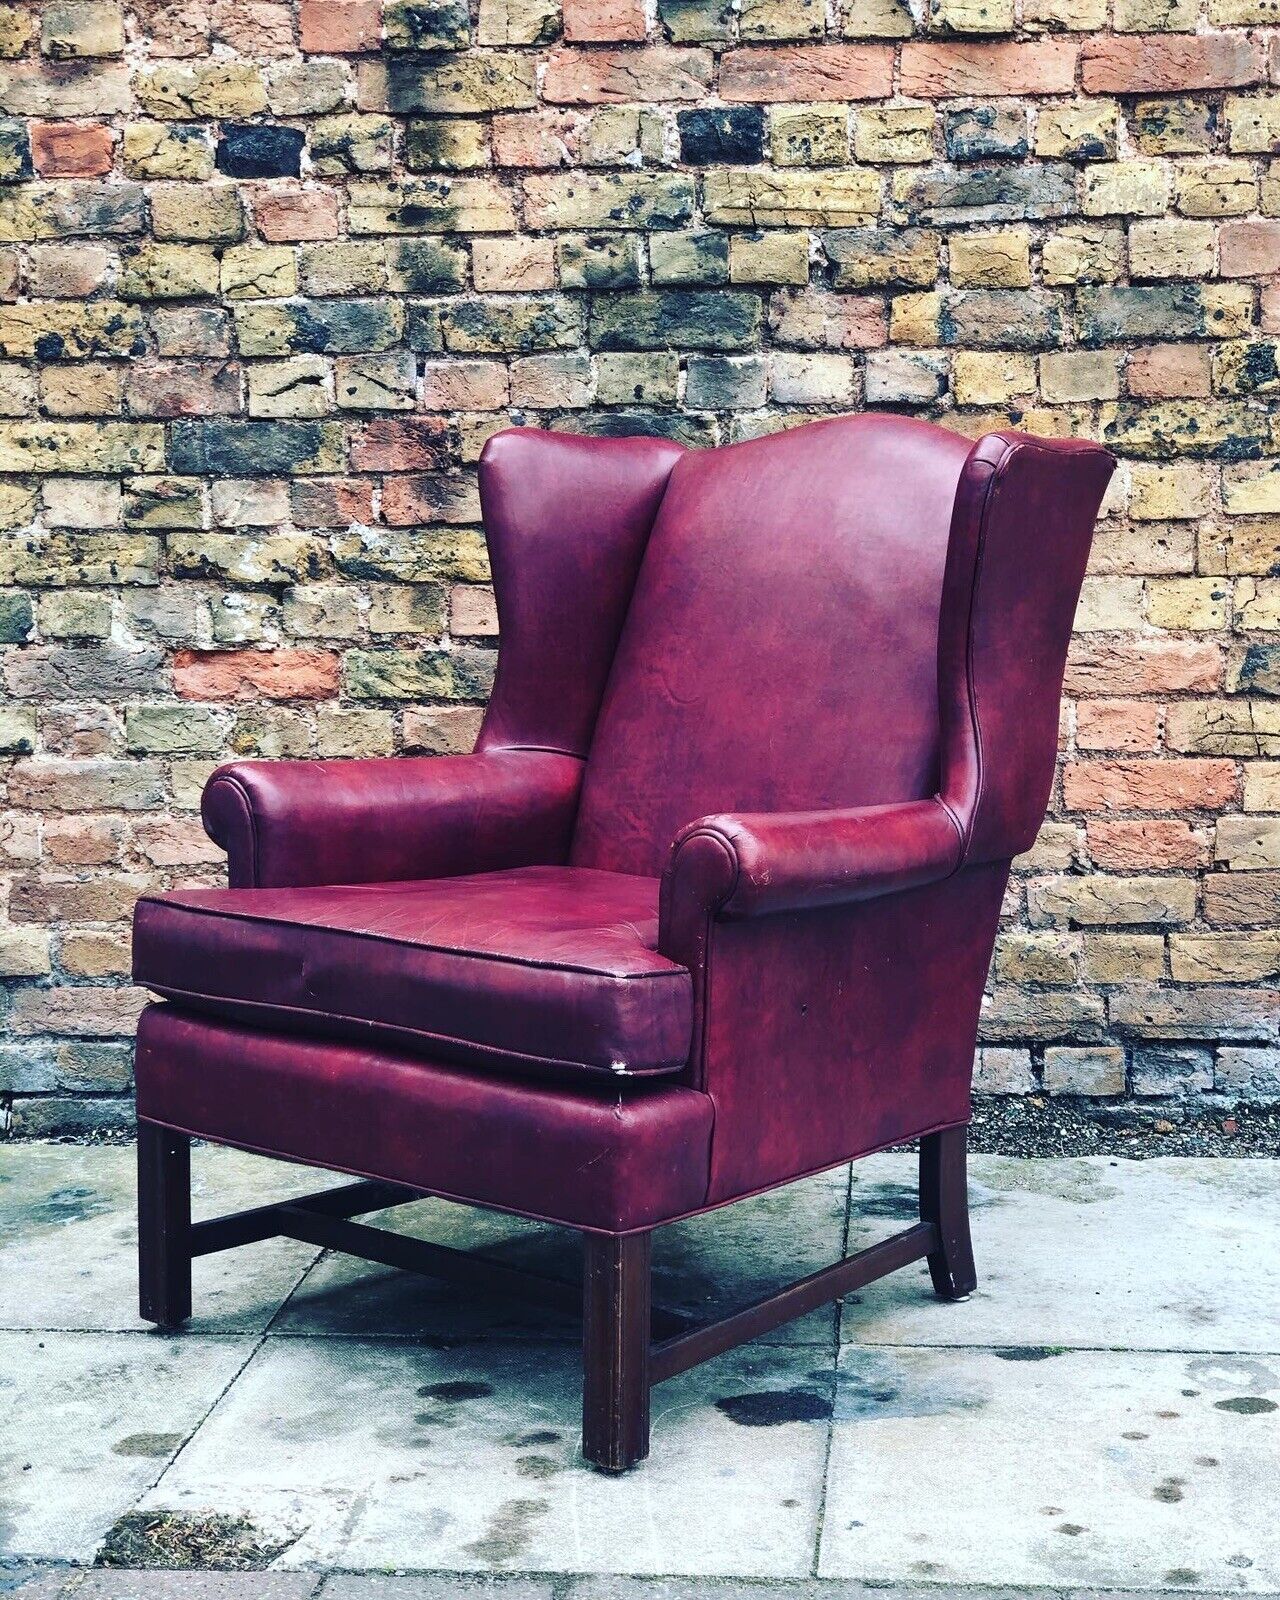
2;0;1278;1134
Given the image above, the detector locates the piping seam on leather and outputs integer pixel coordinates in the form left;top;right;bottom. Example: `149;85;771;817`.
958;441;1015;865
142;984;688;1078
136;896;689;981
668;826;738;1205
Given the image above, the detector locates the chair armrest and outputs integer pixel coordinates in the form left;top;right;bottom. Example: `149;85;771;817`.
661;798;963;926
202;750;584;889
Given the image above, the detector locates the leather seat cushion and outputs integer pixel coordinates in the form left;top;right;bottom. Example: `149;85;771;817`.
133;865;693;1083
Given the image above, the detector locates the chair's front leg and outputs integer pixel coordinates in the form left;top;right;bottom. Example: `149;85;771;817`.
919;1125;976;1301
137;1122;192;1328
581;1230;652;1472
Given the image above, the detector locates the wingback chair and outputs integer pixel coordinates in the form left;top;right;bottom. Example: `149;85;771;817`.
132;413;1113;1471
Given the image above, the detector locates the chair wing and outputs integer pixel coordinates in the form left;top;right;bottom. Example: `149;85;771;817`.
476;428;684;760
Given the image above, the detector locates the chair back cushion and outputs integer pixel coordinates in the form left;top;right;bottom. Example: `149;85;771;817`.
571;414;973;877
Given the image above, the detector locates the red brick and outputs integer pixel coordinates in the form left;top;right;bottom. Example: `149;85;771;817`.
420;360;509;411
31;123;113;179
543;47;712;104
253;189;341;242
1220;221;1280;280
720;45;894;103
173;649;340;701
44;818;124;868
1088;819;1209;871
1065;640;1223;696
1081;34;1264;95
212;0;294;52
900;39;1076;98
1125;344;1211;400
299;0;380;50
350;418;451;472
563;0;646;42
1076;699;1162;752
491;112;582;168
1063;759;1239;814
291;478;376;527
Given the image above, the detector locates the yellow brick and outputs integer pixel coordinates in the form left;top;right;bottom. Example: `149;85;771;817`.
1042;225;1124;285
771;104;849;167
1237;578;1280;630
853;105;933;164
1082;161;1170;218
1224;461;1280;515
1128;219;1216;280
889;291;941;345
1128;462;1215;521
949;228;1031;288
1075;575;1145;631
729;230;811;284
953;350;1035;406
220;246;297;300
1147;577;1230;630
1176;159;1257;218
928;0;1015;28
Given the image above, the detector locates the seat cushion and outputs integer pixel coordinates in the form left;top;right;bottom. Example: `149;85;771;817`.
133;866;693;1084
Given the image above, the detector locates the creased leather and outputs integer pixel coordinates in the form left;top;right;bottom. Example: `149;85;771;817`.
134;866;692;1081
202;751;583;889
136;1004;714;1234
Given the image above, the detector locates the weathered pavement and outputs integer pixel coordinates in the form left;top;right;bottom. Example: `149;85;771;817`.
2;1143;1277;1593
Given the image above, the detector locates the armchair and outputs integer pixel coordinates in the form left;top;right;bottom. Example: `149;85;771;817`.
132;415;1113;1471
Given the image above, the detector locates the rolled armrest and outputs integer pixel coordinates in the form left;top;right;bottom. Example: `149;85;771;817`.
662;798;964;923
202;750;584;888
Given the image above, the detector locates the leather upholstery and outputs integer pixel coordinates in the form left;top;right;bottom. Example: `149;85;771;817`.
134;414;1113;1226
204;751;583;890
135;1005;714;1234
571;415;973;876
134;867;692;1082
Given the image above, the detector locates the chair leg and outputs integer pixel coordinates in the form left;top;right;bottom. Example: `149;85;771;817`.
138;1122;192;1328
920;1125;976;1302
581;1231;652;1473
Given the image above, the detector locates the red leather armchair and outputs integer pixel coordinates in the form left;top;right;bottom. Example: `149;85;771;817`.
132;414;1113;1471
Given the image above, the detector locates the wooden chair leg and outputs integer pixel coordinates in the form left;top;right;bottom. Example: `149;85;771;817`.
138;1122;192;1328
919;1125;976;1302
582;1231;652;1473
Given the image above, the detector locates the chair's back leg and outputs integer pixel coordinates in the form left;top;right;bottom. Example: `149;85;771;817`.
138;1122;193;1328
582;1230;652;1472
919;1125;976;1301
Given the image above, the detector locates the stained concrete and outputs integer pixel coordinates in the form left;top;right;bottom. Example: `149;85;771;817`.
0;1145;326;1334
847;1154;1280;1354
2;1142;1278;1589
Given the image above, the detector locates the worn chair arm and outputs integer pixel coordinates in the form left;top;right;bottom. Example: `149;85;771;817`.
202;750;584;889
660;798;964;928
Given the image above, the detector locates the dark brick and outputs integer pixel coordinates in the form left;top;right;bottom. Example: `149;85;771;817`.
944;106;1029;163
0;590;33;642
677;106;764;165
216;124;306;179
168;419;341;476
589;291;762;351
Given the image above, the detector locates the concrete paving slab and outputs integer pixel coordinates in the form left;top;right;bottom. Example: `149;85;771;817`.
0;1332;255;1563
0;1145;327;1334
818;1344;1280;1589
844;1154;1280;1355
137;1337;832;1575
276;1169;849;1348
0;1570;79;1599
72;1574;321;1599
